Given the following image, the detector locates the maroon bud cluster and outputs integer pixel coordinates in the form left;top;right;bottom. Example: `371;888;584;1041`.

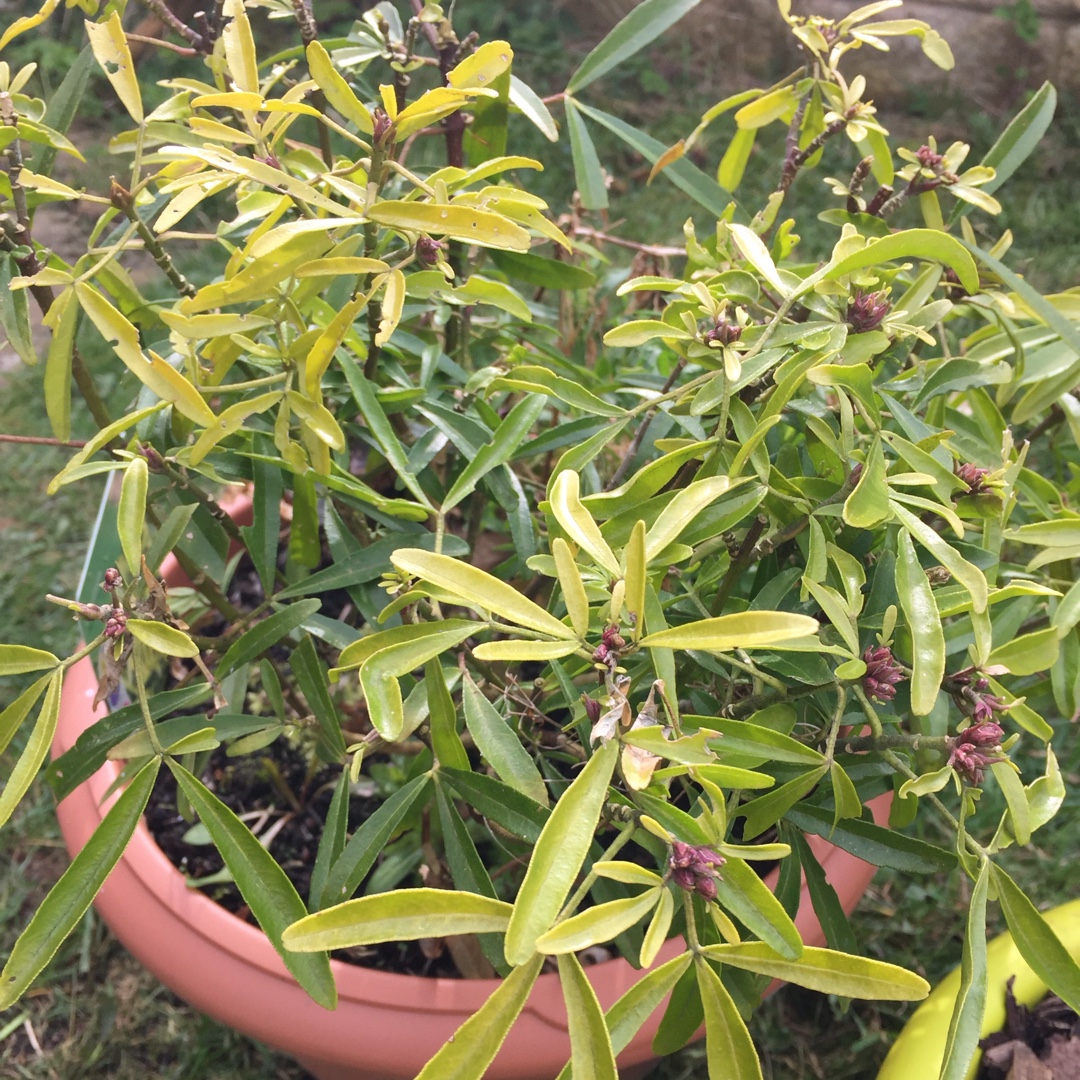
102;568;123;591
103;607;128;639
862;645;906;703
669;841;725;901
141;445;165;473
257;153;282;171
415;235;444;266
846;290;891;334
948;721;1005;786
702;318;744;348
592;625;626;668
955;461;991;496
915;144;944;169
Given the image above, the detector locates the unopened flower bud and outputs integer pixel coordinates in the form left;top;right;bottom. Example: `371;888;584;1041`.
416;235;443;266
582;696;602;724
669;841;725;899
102;568;123;591
915;144;944;170
862;645;905;703
955;462;991;496
372;108;395;147
846;290;891;334
103;608;128;639
947;719;1006;785
109;178;134;214
703;319;744;348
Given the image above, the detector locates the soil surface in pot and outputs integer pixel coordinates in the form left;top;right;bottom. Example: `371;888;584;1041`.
978;979;1080;1079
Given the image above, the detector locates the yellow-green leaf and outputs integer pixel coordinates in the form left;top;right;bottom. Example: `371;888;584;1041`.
0;0;59;51
639;611;819;651
896;529;945;716
535;889;660;955
504;740;618;965
624;521;647;638
0;646;59;677
366;201;530;252
127;620;200;658
86;12;142;123
0;670;61;830
549;470;621;578
843;434;890;528
552;537;590;638
188;392;281;465
696;957;764;1080
390;549;576;640
987;628;1060;676
305;40;374;134
470;639;581;662
701;943;931;1000
117;457;148;575
221;0;258;94
376;269;405;347
557;953;618;1080
282;888;512;951
447;40;514;90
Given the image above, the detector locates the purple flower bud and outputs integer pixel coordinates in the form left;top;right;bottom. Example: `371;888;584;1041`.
703;318;744;347
372;108;395;147
103;568;122;591
862;645;905;703
103;608;128;639
947;721;1005;785
669;841;725;898
955;462;991;496
582;696;602;724
846;290;891;334
416;235;443;266
915;145;944;170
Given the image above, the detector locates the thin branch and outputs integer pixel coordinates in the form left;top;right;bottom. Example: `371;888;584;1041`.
133;0;208;51
0;433;88;448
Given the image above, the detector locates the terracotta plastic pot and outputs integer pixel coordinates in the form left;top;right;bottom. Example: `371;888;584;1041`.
877;898;1080;1080
51;508;891;1078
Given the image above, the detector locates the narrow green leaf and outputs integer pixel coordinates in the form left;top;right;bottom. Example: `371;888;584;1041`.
557;953;619;1080
239;454;283;597
785;803;956;872
441;768;550;843
284;888;512;951
644;477;732;562
786;828;858;954
564;99;607;211
216;599;321;676
145;502;197;576
0;253;36;365
504;740;618;965
462;673;548;805
730;223;788;297
292;635;346;757
566;0;700;93
830;762;863;825
0;671;61;830
391;549;574;639
574;101;732;218
426;660;469;771
714;856;804;960
536;889;660;955
0;757;160;1009
992;865;1080;1013
320;773;431;905
640;887;676;967
414;954;544;1080
700;943;930;1001
39;43;93;176
701;718;826;767
895;529;945;716
433;782;507;973
127;620;199;659
443;394;546;512
739;767;828;842
952;82;1056;222
696;957;764;1080
939;860;990;1080
168;760;336;1008
309;770;349;911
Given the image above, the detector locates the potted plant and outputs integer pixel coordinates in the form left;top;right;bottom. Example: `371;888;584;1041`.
1;0;1078;1077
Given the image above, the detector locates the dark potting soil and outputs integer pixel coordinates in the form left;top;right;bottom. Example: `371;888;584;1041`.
144;741;469;979
977;978;1080;1080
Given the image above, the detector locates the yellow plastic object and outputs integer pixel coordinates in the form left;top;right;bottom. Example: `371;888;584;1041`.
877;898;1080;1080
